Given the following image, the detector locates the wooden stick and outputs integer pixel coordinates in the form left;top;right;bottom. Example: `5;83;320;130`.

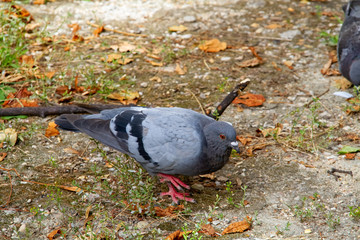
86;21;147;38
0;104;123;117
207;79;251;119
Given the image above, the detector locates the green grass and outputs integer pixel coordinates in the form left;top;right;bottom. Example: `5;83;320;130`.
0;6;29;68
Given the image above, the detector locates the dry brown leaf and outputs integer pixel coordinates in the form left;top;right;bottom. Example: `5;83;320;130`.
334;78;352;90
199;39;227;53
19;55;35;67
345;153;356;160
25;22;40;32
199;172;216;180
168;25;188;33
6;5;34;23
3;87;39;108
63;147;80;155
283;60;294;70
118;58;133;65
45;122;60;138
199;224;217;237
232;93;266;107
107;90;140;105
237;58;262;68
64;46;70;51
104;53;121;62
118;42;137;52
68;23;81;35
165;230;192;240
0;153;7;162
0;128;17;146
236;135;252;146
59;185;82;192
247;143;268;156
0;73;25;83
45;71;56;79
47;227;63;240
93;25;104;37
175;63;186;75
266;23;282;29
146;59;164;66
72;34;84;42
150;76;162;82
222;216;252;235
259;124;283;138
147;54;162;60
155;205;184;217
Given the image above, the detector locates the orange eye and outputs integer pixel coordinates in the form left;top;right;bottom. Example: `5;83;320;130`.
219;134;226;139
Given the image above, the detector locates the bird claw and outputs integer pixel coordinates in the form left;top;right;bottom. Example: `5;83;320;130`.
160;183;194;204
157;173;190;190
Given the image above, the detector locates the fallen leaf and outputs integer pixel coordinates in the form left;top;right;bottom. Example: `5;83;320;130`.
147;54;162;60
283;60;294;70
59;185;82;192
345;153;356;160
222;216;252;235
19;55;35;67
150;76;162;82
237;58;262;68
232;93;266;107
259;124;283;138
25;22;40;32
45;71;56;79
199;224;217;237
118;58;133;65
107;90;140;105
0;73;25;83
168;25;188;33
72;34;84;42
45;122;59;138
266;23;282;29
155;205;184;217
165;230;192;240
0;153;7;162
93;25;104;37
33;0;45;4
63;147;80;155
271;61;282;71
246;143;268;156
199;172;216;180
236;135;252;145
0;128;17;146
7;5;34;23
338;146;360;155
47;228;63;240
199;39;227;53
175;63;186;75
84;205;94;227
64;46;70;51
146;59;163;66
68;23;81;35
334;78;352;90
55;85;71;96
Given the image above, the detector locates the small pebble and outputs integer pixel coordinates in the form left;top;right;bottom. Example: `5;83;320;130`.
180;34;192;39
136;220;150;229
220;56;231;61
191;183;204;191
183;15;196;23
140;82;148;88
19;224;26;233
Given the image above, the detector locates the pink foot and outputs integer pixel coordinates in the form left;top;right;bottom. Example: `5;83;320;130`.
160;183;195;204
157;173;190;190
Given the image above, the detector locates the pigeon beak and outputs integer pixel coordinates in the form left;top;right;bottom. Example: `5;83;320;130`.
231;141;241;153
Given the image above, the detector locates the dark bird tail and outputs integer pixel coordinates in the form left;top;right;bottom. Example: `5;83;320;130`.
55;114;82;132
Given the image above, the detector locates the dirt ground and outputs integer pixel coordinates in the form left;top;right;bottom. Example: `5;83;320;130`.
1;0;360;239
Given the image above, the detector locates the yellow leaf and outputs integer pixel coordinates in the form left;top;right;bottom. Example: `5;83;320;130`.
199;39;227;53
146;59;163;66
107;90;140;105
168;25;188;32
105;53;122;62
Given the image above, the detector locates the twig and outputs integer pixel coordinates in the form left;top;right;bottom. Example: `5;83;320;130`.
185;89;206;115
203;59;211;71
0;104;123;117
250;35;292;42
86;21;147;38
207;79;250;119
327;168;353;181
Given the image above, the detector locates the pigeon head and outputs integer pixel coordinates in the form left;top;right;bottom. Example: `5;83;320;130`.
204;121;240;154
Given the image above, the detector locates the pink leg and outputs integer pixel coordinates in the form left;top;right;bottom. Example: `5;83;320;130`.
157;173;190;190
160;183;195;204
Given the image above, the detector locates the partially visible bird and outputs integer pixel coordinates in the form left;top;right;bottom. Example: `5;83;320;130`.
55;106;240;203
338;0;360;86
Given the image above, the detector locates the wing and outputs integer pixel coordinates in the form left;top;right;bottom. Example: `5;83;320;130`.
136;108;213;176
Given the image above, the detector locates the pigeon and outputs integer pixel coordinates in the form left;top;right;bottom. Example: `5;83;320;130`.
338;0;360;86
55;106;240;203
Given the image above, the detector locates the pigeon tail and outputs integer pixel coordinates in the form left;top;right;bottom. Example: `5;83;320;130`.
160;183;194;204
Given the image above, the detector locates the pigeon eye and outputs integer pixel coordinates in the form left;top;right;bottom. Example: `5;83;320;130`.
219;134;226;140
